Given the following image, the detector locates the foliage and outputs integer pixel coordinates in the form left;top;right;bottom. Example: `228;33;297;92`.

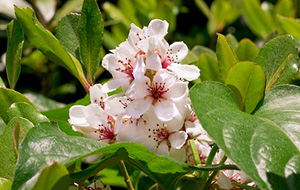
0;0;300;190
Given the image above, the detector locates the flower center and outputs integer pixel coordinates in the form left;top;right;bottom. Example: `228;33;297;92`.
95;122;115;141
116;57;134;78
148;124;170;142
147;82;169;99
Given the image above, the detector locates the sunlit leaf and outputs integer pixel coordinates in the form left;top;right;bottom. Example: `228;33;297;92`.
0;177;12;190
235;39;259;62
197;53;221;82
277;16;300;39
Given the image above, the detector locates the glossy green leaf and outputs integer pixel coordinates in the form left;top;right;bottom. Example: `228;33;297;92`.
78;0;104;84
6;102;49;125
190;82;300;190
6;20;24;89
56;13;81;62
225;61;265;113
14;7;88;91
0;117;34;181
0;177;12;190
197;53;221;82
12;122;108;190
32;161;70;190
23;92;65;112
0;88;34;123
255;35;298;92
241;0;274;38
216;33;239;81
235;39;259;62
277;16;300;39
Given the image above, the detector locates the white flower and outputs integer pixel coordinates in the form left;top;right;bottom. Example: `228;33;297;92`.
126;69;189;121
136;107;188;155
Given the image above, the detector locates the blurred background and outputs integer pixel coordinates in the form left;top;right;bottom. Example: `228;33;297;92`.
0;0;299;104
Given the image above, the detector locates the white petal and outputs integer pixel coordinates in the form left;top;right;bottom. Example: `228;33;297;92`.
165;81;188;101
153;69;176;88
126;97;152;118
148;19;169;39
102;78;130;93
69;105;88;126
101;54;116;70
169;131;187;149
168;63;200;81
155;100;180;121
90;84;108;104
169;42;188;62
105;96;128;116
217;171;232;189
133;54;146;80
83;154;103;164
116;118;138;142
185;121;201;138
154;140;169;155
145;49;162;71
169;148;187;163
136;137;156;152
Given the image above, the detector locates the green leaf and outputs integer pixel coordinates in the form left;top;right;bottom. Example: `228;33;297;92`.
235;39;259;62
197;53;221;82
6;20;24;90
277;16;300;39
190;82;300;190
211;0;231;31
23;92;65;112
191;45;217;60
118;0;141;27
254;35;298;92
14;7;88;91
6;102;49;125
0;88;34;123
102;2;131;27
226;34;239;50
0;77;6;88
225;61;265;113
274;0;294;17
56;13;81;62
0;177;12;190
78;0;104;84
216;33;239;81
32;161;70;190
12;122;108;190
241;0;274;38
285;155;300;190
0;117;34;181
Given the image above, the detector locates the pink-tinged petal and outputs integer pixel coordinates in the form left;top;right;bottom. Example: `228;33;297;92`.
169;42;188;62
102;78;130;93
145;49;162;71
126;97;152;118
164;81;188;101
155;100;181;122
148;19;169;39
217;171;232;189
154;140;169;155
169;131;187;149
168;63;200;81
169;148;187;162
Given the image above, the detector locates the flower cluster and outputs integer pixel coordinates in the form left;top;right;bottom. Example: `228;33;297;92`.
68;19;253;187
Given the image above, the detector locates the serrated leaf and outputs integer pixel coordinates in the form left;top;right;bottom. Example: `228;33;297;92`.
235;39;259;62
197;53;221;82
255;35;298;92
6;20;24;89
225;61;265;113
277;16;300;39
32;161;70;190
0;117;34;181
190;82;300;190
241;0;274;38
6;102;49;125
0;177;12;190
0;88;34;123
78;0;104;84
216;33;239;81
56;13;81;62
14;7;88;91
